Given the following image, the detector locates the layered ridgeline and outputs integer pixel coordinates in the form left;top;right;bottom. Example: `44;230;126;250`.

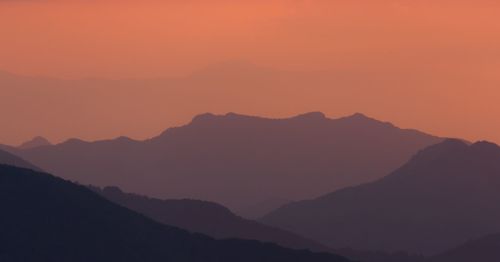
0;164;351;262
426;234;500;262
262;139;500;255
93;186;426;262
15;112;440;217
0;148;40;171
18;136;52;150
92;186;328;253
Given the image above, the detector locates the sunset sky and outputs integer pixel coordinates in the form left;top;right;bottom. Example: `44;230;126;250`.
1;0;500;145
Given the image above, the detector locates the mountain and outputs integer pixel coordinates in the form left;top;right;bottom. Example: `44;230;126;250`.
1;63;442;151
0;164;351;262
262;139;500;255
16;112;441;217
93;185;427;262
337;249;424;262
426;234;500;262
92;186;329;252
18;136;52;149
0;149;39;171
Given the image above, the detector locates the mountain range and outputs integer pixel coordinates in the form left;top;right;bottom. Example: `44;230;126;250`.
10;112;441;217
0;148;40;171
18;136;52;149
1;61;439;148
427;234;500;262
262;139;500;255
91;185;327;252
92;185;427;262
0;164;351;262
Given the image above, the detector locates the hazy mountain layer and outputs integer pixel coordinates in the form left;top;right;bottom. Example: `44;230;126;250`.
262;139;500;255
16;112;441;217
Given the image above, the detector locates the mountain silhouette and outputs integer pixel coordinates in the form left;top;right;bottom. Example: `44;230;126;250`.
0;164;351;262
18;136;52;149
0;149;40;171
92;185;427;262
92;186;329;252
426;233;500;262
262;139;500;255
15;112;440;217
337;249;424;262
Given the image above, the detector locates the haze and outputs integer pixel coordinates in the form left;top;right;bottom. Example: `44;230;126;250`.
1;0;500;144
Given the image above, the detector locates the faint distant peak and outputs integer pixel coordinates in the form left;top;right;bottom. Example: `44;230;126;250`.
114;136;135;142
345;112;378;121
348;112;370;119
189;60;275;79
469;140;500;155
333;112;394;128
18;136;52;150
409;138;479;165
471;140;499;149
191;112;262;123
59;138;87;146
190;111;395;126
191;112;218;122
291;112;327;121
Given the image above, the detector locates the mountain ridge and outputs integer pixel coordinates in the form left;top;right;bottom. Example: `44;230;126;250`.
261;139;500;255
0;164;351;262
92;185;331;253
15;112;442;217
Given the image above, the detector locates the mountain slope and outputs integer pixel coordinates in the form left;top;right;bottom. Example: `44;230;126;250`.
18;136;52;149
92;186;329;252
0;149;40;171
262;139;500;255
426;234;500;262
16;112;441;217
0;164;351;262
93;186;427;262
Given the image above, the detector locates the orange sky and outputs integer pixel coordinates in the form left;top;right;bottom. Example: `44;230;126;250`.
1;1;500;145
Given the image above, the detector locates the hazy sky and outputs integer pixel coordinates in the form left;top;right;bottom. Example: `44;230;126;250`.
1;1;500;145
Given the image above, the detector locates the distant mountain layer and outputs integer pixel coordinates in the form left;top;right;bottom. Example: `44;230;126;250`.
18;136;52;149
0;164;351;262
15;112;441;217
262;139;500;255
426;234;500;262
0;149;39;171
92;186;328;252
93;185;427;262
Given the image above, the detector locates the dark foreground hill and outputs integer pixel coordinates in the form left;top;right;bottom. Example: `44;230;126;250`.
16;112;441;217
262;139;500;255
426;234;500;262
0;165;351;262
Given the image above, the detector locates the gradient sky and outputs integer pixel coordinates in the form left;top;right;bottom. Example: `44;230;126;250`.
1;0;500;145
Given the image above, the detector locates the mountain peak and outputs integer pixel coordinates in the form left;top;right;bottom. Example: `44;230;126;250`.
349;112;369;119
18;136;52;150
292;112;327;120
341;112;379;122
409;138;469;164
191;112;263;124
335;112;395;128
471;140;499;150
191;112;219;123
